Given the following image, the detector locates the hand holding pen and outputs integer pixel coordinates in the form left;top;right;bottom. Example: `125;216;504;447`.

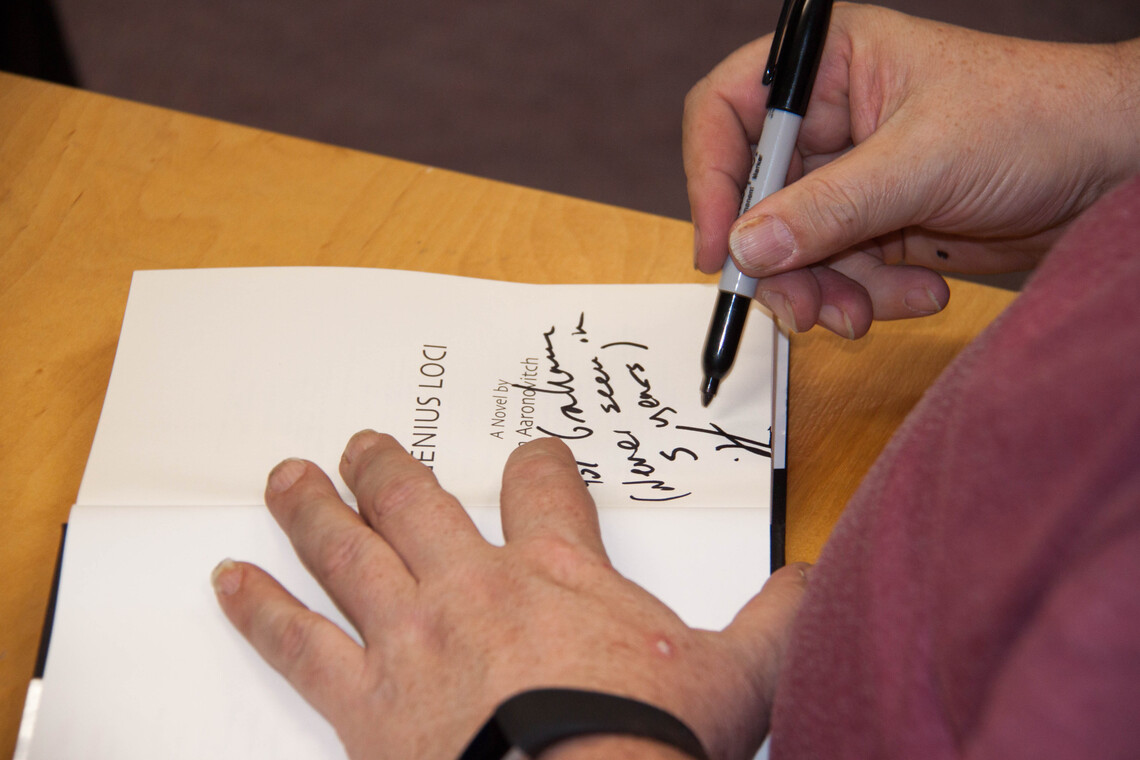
688;4;1139;390
699;0;836;405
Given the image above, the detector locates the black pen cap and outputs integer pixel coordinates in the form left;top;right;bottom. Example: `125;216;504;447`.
763;0;833;117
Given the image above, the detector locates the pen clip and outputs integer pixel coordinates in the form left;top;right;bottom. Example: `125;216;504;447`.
763;0;795;86
761;0;832;116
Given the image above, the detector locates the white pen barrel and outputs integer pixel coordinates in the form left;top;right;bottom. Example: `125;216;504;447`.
718;108;803;298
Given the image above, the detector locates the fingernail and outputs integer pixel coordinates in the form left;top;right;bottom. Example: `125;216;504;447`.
342;429;381;466
692;225;702;269
904;287;944;315
729;216;795;272
758;289;799;332
267;458;306;494
211;558;242;596
819;304;855;340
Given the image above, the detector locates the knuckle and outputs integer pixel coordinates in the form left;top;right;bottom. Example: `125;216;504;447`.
683;76;711;113
394;606;444;650
438;558;508;607
314;525;372;581
274;609;319;666
792;175;883;256
367;467;435;519
681;76;721;144
522;535;608;589
805;175;864;232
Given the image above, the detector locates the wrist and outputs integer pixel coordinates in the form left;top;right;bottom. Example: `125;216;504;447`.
1006;36;1140;220
1062;37;1140;194
1100;38;1140;182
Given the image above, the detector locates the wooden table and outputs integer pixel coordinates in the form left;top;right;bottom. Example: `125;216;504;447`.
0;72;1014;757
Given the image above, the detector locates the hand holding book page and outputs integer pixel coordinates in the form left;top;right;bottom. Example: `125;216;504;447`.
30;268;782;760
212;431;809;760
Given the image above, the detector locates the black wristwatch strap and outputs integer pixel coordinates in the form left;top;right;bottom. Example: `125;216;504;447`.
459;688;709;759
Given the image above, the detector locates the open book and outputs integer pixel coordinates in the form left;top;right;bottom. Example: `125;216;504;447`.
26;268;787;759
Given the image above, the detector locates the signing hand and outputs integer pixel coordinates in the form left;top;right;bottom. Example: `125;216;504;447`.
685;4;1140;338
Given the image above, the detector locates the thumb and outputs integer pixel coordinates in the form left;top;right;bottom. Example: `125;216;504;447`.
728;128;931;276
721;562;811;701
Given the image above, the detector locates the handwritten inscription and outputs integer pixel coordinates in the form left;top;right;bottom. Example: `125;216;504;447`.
499;312;769;504
592;357;620;414
675;423;771;458
531;326;592;440
613;429;692;502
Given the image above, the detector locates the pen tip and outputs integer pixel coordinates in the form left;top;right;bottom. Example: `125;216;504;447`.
700;377;718;408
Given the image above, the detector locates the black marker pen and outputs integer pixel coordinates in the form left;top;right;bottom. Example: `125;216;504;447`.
700;0;832;406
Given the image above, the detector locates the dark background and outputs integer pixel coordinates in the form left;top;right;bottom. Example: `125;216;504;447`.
4;1;1138;287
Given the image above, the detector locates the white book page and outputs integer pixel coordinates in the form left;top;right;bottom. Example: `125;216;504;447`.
78;268;775;511
33;268;778;759
31;504;769;760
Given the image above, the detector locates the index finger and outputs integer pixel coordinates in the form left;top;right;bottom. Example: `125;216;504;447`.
683;35;773;274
